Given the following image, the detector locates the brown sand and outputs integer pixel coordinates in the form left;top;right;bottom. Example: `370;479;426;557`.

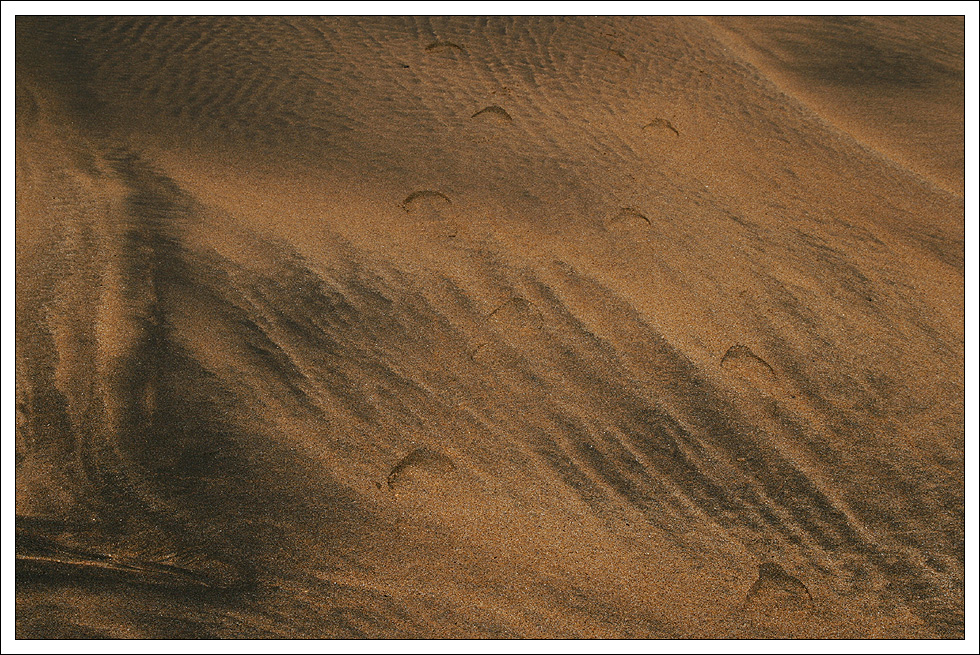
14;16;964;639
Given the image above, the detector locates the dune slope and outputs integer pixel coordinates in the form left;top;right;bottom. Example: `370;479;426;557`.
15;16;964;638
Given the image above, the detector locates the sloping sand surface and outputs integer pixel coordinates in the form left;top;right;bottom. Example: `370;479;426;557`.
15;16;964;638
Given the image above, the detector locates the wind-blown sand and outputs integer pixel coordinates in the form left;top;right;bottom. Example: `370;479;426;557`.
14;15;964;639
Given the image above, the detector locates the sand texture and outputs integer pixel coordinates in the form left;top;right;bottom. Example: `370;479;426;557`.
14;16;964;639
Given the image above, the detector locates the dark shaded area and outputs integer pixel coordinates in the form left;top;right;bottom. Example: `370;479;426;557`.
725;16;964;89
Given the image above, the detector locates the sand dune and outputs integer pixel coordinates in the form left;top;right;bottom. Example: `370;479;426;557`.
14;16;964;639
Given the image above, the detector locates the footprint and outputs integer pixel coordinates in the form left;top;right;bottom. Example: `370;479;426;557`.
402;190;457;237
470;298;545;366
468;339;517;368
468;105;513;144
605;47;629;63
606;207;651;232
741;562;814;614
425;41;464;53
469;342;493;363
642;118;679;137
403;189;451;212
487;297;544;334
721;344;781;396
386;447;458;498
471;105;513;125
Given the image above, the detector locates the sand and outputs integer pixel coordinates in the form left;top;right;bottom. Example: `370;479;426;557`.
14;15;965;639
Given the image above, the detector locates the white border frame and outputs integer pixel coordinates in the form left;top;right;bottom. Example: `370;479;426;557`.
2;3;976;653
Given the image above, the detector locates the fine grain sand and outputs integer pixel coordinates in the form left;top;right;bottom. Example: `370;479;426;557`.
14;15;965;639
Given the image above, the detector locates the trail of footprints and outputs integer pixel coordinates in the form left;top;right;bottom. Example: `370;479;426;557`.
409;31;685;231
14;19;960;638
400;34;787;480
407;39;683;236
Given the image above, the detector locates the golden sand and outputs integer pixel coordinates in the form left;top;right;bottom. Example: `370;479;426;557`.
15;16;964;638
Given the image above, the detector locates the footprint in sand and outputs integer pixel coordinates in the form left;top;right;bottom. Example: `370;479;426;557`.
384;448;491;527
576;45;630;81
471;105;513;124
469;105;513;143
425;41;465;54
605;47;630;63
402;190;457;238
721;344;782;396
471;297;545;365
605;206;651;233
739;561;815;626
643;118;680;137
386;447;458;499
586;47;631;82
